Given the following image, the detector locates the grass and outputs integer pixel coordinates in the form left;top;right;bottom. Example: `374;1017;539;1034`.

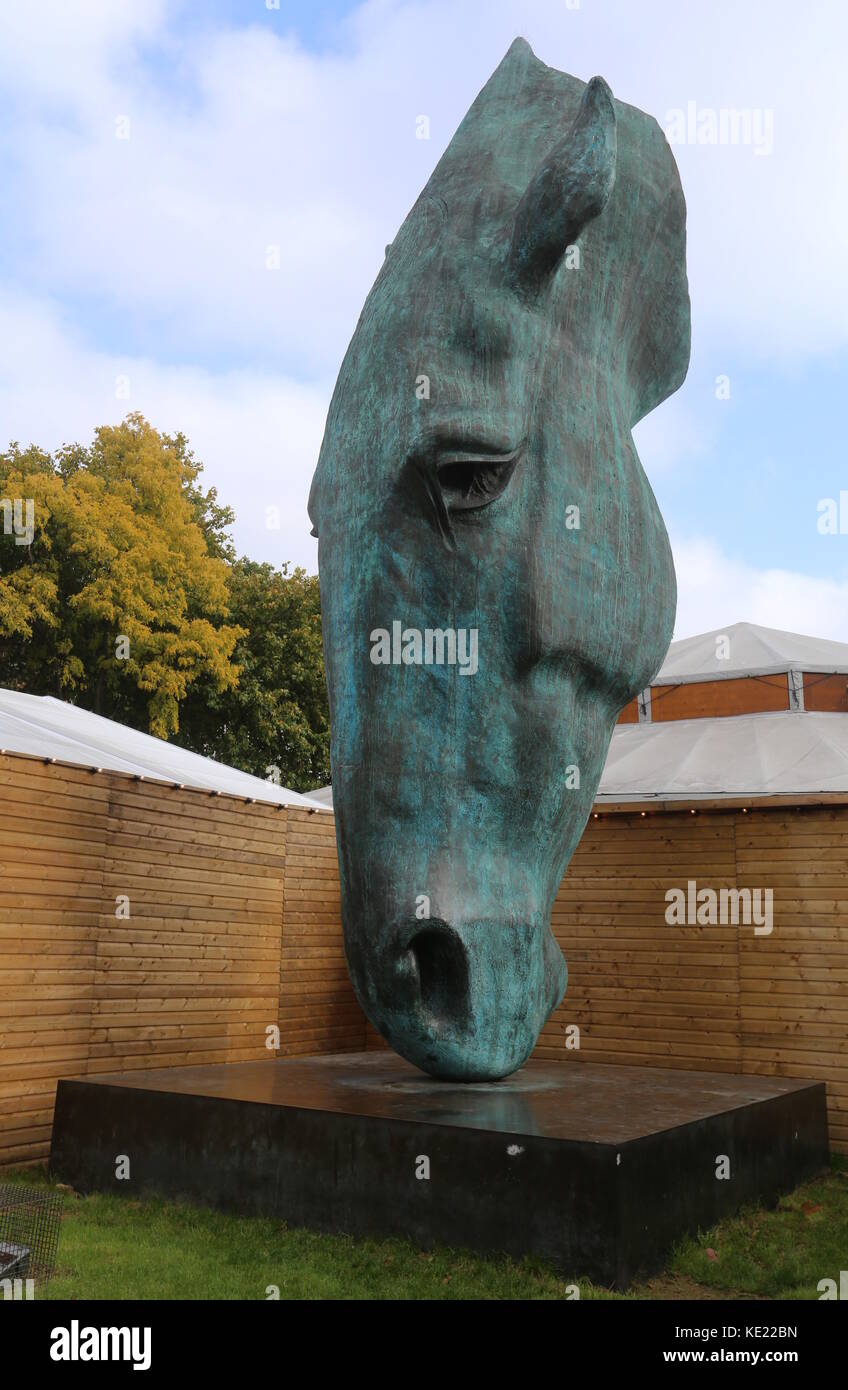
668;1156;848;1300
3;1157;846;1300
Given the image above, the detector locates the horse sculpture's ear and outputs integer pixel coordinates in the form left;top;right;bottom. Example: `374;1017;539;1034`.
508;75;617;295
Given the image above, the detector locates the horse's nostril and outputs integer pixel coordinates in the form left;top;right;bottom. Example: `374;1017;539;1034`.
408;925;471;1030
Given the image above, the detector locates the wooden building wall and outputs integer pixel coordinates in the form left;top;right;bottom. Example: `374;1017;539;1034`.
651;674;789;721
804;672;848;713
619;671;848;723
279;809;363;1057
545;805;848;1154
0;755;360;1170
0;757;105;1170
2;753;846;1165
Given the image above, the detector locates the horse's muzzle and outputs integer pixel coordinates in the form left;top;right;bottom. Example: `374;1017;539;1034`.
363;916;567;1081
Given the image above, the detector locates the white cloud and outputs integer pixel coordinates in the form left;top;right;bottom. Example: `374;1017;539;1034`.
672;535;848;641
0;8;420;376
0;290;323;569
633;392;711;480
1;0;846;608
0;0;168;117
1;0;846;375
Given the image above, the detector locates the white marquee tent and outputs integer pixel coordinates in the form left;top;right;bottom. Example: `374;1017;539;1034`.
654;621;848;685
0;688;326;809
595;709;848;803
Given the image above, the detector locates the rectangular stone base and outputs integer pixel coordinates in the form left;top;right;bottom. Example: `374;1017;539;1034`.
49;1053;829;1289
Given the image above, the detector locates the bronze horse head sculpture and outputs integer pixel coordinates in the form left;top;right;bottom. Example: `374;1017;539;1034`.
309;38;689;1080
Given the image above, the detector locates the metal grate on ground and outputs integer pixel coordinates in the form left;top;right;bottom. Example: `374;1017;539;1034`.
0;1184;63;1284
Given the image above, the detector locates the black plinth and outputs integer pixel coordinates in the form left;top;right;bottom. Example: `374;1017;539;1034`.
49;1053;829;1288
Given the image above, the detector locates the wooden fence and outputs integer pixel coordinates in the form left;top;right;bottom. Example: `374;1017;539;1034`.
1;752;846;1165
0;754;356;1169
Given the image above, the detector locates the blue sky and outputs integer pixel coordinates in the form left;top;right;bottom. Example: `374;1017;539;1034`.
1;0;847;638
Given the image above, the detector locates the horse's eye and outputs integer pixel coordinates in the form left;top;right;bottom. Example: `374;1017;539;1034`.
435;448;521;512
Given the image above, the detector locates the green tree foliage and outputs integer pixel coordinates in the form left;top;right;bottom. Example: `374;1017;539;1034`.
178;561;330;793
0;415;330;791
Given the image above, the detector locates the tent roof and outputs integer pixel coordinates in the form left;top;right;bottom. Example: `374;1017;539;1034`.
0;689;326;809
655;621;848;685
596;710;848;802
305;784;334;807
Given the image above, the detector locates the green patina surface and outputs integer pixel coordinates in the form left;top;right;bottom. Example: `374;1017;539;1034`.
308;38;690;1080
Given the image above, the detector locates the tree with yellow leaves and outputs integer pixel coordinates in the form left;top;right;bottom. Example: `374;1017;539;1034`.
0;414;243;738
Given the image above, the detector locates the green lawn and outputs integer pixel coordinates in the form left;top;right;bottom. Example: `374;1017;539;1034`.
3;1158;846;1300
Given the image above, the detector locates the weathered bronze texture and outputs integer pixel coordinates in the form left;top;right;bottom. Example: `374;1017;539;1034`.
309;39;690;1079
